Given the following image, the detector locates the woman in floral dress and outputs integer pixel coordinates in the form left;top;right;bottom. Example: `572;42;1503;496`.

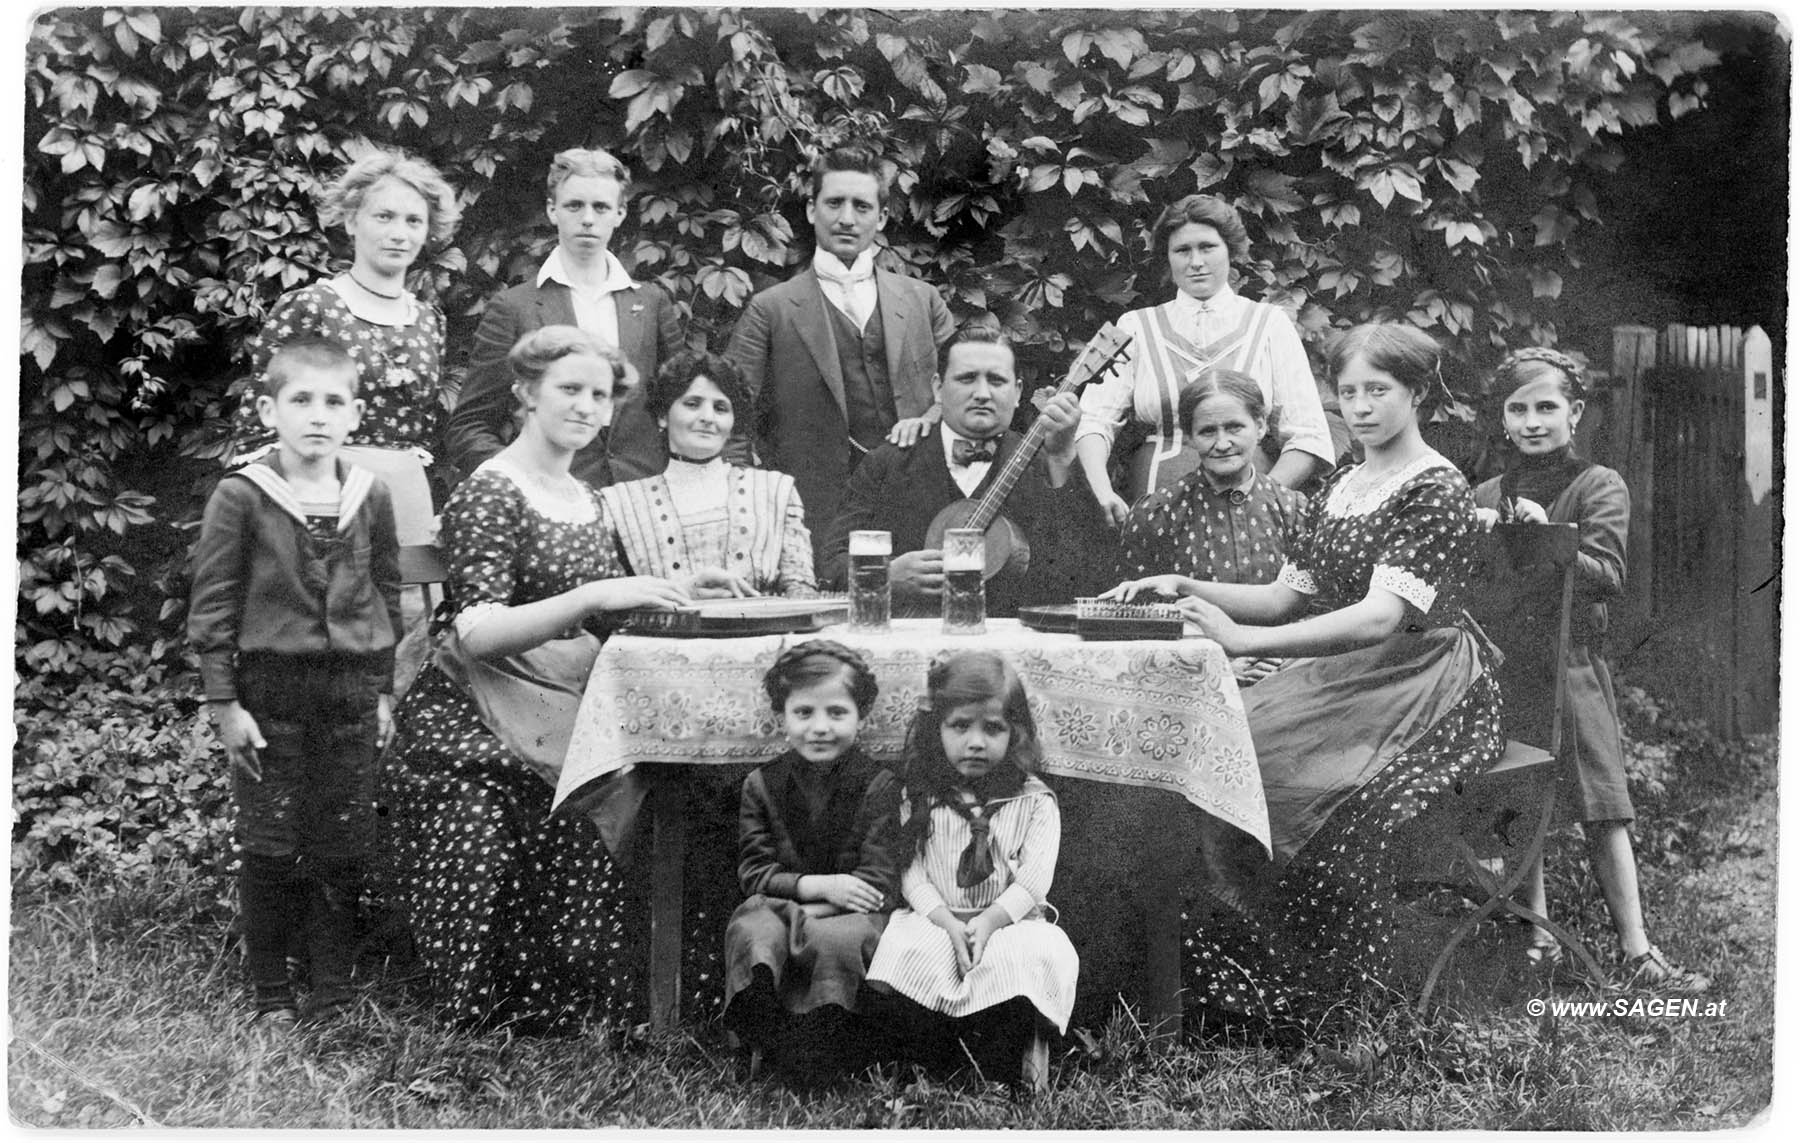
235;150;457;547
1108;322;1502;1033
385;326;688;1031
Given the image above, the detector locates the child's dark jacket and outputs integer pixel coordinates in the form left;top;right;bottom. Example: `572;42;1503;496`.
737;747;901;903
188;456;403;702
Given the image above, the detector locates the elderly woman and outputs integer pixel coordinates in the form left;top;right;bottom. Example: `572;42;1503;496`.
1108;323;1502;1035
1076;194;1334;525
600;350;816;597
385;325;688;1031
234;150;459;546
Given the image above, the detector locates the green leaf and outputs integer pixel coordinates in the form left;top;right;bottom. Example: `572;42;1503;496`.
962;63;1002;95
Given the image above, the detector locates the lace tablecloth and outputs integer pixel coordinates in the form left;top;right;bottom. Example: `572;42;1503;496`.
554;619;1268;851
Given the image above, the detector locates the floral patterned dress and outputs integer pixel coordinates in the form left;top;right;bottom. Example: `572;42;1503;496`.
383;460;642;1031
237;282;447;546
1186;451;1502;1031
237;282;446;453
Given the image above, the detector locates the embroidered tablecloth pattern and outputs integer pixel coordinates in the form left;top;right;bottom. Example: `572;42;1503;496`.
556;619;1268;850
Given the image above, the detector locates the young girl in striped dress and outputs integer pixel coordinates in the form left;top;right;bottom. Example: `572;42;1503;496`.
865;651;1078;1087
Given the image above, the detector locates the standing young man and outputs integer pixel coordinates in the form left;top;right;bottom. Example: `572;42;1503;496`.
726;141;956;559
446;148;684;488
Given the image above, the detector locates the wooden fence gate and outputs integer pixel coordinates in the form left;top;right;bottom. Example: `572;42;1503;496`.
1598;324;1778;737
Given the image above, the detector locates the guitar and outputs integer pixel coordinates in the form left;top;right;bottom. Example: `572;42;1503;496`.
923;323;1132;581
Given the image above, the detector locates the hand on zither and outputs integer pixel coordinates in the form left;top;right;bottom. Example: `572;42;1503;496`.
688;568;760;599
1178;595;1243;654
1100;574;1184;602
587;576;691;613
890;549;945;598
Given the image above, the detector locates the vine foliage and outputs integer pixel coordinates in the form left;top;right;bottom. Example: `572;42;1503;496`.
19;7;1720;678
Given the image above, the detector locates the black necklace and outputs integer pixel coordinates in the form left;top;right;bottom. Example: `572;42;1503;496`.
347;273;403;301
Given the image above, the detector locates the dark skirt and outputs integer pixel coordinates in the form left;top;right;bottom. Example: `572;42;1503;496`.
382;665;645;1032
1497;642;1635;824
723;897;888;1031
1185;636;1504;1031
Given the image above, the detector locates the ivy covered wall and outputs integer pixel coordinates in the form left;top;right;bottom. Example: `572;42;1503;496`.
19;7;1742;677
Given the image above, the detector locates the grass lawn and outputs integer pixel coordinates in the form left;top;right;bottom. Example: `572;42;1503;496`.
8;748;1777;1131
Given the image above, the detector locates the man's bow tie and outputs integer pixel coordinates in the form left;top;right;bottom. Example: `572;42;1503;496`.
951;438;999;465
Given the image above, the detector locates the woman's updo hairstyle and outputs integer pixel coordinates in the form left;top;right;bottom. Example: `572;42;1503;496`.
1491;346;1587;403
762;640;879;717
1149;194;1250;264
318;149;461;248
506;325;636;398
645;349;752;423
1176;368;1277;439
1325;322;1452;417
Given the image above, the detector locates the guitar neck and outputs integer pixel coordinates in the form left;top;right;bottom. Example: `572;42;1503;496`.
965;418;1056;531
961;323;1130;533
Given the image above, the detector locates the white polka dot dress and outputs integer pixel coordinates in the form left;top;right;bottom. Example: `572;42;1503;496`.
1184;453;1503;1032
382;465;644;1032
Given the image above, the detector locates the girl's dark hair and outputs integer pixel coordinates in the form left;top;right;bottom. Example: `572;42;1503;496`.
762;639;879;717
899;651;1043;858
644;349;752;423
1150;193;1250;264
1324;322;1450;417
1491;346;1587;403
1176;368;1278;439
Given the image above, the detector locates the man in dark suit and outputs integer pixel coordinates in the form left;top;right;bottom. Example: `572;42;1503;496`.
818;322;1090;617
445;148;685;488
726;141;956;559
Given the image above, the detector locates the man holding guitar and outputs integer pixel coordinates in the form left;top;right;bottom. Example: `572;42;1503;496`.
818;319;1104;616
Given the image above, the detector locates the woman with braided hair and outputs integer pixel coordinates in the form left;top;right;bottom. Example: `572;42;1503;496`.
1471;347;1708;991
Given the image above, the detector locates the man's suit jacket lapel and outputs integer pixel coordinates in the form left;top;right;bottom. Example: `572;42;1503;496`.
875;269;927;411
532;281;580;328
787;271;849;421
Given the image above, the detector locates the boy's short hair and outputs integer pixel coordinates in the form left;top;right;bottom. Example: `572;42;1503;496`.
263;336;359;398
546;148;631;199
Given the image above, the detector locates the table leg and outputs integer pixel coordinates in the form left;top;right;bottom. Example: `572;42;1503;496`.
1143;861;1183;1039
647;775;687;1032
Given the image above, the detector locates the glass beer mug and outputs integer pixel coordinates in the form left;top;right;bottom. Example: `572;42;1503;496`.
941;528;987;635
848;530;892;631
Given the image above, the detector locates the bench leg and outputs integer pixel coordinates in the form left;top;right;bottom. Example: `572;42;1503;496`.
648;775;687;1032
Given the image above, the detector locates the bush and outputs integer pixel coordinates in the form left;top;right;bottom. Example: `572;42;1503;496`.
11;652;232;890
